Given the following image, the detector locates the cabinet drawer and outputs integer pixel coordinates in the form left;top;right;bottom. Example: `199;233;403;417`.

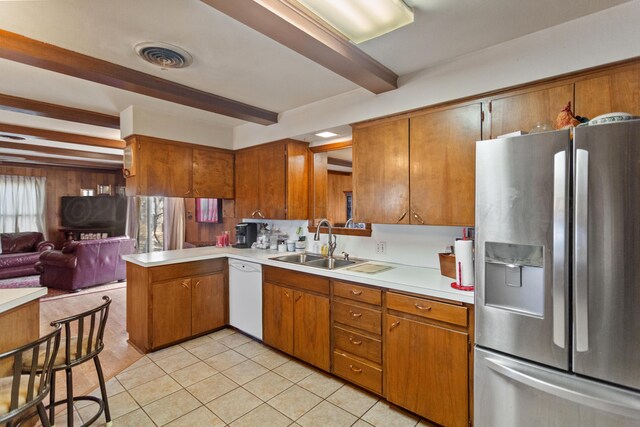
150;259;226;282
263;266;330;295
386;292;467;327
333;351;382;395
333;325;381;364
333;301;381;335
333;281;381;306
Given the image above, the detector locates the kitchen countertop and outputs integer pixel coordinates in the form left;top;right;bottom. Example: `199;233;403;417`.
124;247;474;304
0;287;47;314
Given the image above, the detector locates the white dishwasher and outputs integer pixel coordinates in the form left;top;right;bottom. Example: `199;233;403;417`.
228;259;263;340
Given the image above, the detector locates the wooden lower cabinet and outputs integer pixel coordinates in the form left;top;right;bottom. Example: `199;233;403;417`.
192;273;227;335
293;290;330;370
262;281;294;355
385;313;470;427
151;278;192;349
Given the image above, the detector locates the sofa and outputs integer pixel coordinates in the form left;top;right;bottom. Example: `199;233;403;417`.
0;232;54;279
36;236;136;291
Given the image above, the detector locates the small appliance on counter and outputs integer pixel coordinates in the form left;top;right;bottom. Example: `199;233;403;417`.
233;222;258;248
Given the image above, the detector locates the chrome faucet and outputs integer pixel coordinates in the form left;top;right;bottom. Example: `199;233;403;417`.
344;218;355;229
314;218;336;258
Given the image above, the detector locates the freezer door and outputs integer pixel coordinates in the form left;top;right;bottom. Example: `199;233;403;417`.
475;347;640;427
476;130;570;369
573;120;640;390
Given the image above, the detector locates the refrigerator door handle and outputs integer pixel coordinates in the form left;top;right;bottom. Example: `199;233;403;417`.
575;149;589;352
486;357;640;419
552;151;566;348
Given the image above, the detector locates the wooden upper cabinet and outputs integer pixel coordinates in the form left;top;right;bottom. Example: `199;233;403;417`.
574;63;640;119
192;149;234;199
258;142;287;219
410;104;481;226
489;84;573;138
353;119;409;224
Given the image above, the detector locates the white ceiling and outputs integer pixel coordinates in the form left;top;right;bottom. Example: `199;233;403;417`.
0;0;632;157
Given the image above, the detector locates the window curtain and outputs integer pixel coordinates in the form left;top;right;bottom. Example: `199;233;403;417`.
0;175;47;236
163;197;185;250
125;196;139;249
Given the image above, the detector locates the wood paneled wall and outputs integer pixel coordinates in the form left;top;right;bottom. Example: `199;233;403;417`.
0;164;124;248
184;198;238;245
327;171;352;226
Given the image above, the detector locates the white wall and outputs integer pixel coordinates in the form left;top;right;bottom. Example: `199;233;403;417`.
233;1;640;148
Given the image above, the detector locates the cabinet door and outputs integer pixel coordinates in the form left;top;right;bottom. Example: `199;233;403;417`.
410;104;481;226
262;282;294;355
385;314;469;427
293;291;330;371
151;279;192;348
258;144;287;219
193;149;235;198
234;149;260;218
353;119;409;224
141;140;193;197
192;272;226;335
575;64;640;119
489;84;573;138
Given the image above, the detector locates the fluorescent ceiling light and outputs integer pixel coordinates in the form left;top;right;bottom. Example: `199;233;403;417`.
315;131;339;138
297;0;414;44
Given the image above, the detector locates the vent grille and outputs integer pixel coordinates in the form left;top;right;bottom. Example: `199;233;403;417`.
134;42;193;69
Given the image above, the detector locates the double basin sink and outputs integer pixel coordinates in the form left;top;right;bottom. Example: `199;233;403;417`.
273;253;365;270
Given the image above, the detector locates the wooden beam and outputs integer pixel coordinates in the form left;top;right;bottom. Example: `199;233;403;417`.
0;154;121;169
202;0;398;94
0;29;278;125
327;157;352;168
0;123;125;149
0;93;120;129
0;140;122;161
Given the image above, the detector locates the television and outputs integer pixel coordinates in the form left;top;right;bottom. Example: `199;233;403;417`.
195;198;223;223
60;196;127;233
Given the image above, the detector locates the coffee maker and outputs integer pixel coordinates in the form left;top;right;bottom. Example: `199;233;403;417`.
233;223;258;248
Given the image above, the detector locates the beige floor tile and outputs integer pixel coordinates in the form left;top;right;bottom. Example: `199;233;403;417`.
112;408;156;427
208;328;236;340
155;351;200;374
273;359;316;383
297;401;357;427
120;355;153;373
206;387;263;423
179;334;214;350
143;389;201;426
78;391;139;423
251;349;290;370
187;340;229;360
222;359;269;385
362;401;419;427
49;407;84;427
128;374;182;406
243;371;293;401
78;377;125;410
204;349;248;371
327;384;379;417
147;344;188;361
298;371;344;398
218;332;253;348
230;403;292;427
164;406;225;427
234;340;269;358
353;420;375;427
187;373;239;404
116;362;166;390
267;384;322;420
170;360;218;387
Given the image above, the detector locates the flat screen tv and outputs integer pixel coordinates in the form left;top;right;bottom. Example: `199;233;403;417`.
61;196;127;233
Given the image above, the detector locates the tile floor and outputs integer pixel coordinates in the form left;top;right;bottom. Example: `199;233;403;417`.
52;328;436;426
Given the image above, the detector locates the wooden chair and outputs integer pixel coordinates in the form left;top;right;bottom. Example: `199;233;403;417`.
0;324;61;427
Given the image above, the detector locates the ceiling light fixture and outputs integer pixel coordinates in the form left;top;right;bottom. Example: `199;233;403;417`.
295;0;414;44
315;131;339;138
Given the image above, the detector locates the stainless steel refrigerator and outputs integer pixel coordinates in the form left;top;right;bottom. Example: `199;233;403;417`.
474;120;640;426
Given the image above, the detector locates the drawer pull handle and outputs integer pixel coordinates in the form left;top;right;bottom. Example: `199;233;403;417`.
194;280;201;288
390;320;401;330
349;311;362;318
284;290;290;298
349;337;362;345
350;289;362;296
414;303;432;311
349;365;362;373
295;294;302;302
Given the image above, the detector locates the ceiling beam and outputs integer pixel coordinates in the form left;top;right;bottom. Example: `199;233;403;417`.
0;93;120;129
202;0;398;94
0;123;125;149
0;140;122;161
0;29;278;125
0;154;121;169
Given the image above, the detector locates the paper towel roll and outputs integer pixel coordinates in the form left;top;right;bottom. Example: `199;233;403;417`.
455;240;475;286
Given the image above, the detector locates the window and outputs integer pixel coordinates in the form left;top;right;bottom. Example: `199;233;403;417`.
136;197;164;253
0;175;47;235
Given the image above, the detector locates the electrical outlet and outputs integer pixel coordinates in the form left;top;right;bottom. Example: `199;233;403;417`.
376;241;387;255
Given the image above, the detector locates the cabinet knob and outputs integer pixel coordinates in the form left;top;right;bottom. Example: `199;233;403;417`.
411;210;425;224
396;210;408;223
181;281;189;289
414;303;432;311
349;364;363;373
194;280;201;288
349;310;362;318
284;290;290;298
348;337;362;346
390;320;401;331
350;289;362;296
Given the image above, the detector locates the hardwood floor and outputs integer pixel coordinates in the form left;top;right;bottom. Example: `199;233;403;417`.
39;286;143;399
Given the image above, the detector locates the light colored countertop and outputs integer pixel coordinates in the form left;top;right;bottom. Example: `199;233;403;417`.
0;287;47;314
123;247;474;304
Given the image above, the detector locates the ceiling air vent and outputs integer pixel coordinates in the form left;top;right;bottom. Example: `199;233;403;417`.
134;42;193;69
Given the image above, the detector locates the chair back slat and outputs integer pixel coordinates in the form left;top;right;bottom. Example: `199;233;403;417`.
10;351;22;412
87;312;96;353
77;316;84;358
25;345;38;402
